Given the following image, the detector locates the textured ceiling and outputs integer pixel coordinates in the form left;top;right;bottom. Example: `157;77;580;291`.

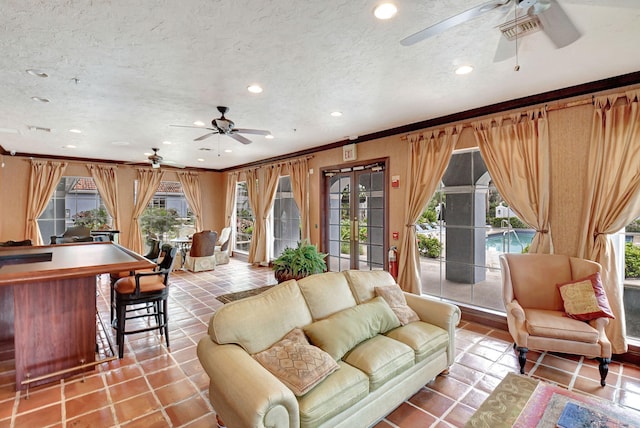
1;0;639;170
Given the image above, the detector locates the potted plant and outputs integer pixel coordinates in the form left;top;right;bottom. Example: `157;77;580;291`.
272;241;327;283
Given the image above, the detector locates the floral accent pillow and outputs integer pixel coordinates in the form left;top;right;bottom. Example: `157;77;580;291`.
557;272;615;321
375;284;420;325
253;328;339;396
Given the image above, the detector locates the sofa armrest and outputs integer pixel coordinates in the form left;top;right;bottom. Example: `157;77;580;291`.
197;337;299;428
404;293;460;366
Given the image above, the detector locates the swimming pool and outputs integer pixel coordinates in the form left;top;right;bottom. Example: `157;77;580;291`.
486;230;535;254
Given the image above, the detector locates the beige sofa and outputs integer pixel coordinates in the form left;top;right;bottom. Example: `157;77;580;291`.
197;270;460;428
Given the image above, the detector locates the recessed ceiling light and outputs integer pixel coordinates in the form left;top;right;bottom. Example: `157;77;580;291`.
193;120;205;127
265;134;275;139
69;129;82;134
111;141;130;146
455;65;474;75
247;84;263;93
331;111;343;117
64;144;76;149
162;140;171;145
197;158;205;162
31;96;50;103
26;69;48;78
224;149;233;153
374;3;398;20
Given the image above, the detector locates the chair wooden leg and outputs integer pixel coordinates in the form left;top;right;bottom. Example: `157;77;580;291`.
116;301;126;359
516;346;528;374
596;357;611;387
163;298;170;349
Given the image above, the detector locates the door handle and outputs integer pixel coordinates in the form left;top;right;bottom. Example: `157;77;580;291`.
353;218;359;243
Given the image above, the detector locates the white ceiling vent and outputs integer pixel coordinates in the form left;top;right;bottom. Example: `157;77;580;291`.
498;15;542;41
26;125;52;133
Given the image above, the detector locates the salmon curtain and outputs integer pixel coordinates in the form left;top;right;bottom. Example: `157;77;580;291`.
25;160;68;245
224;172;239;252
577;90;640;354
246;165;282;265
473;108;553;253
397;126;461;294
177;171;203;231
87;164;120;231
128;169;164;254
288;158;310;242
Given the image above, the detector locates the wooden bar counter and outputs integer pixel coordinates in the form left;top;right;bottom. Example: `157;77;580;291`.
0;241;155;390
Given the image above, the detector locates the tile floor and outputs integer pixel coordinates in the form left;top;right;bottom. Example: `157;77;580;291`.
1;258;640;428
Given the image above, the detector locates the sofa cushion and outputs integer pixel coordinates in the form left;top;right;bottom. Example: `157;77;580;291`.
253;328;339;396
343;270;396;304
375;284;420;325
557;272;615;321
343;335;414;391
298;361;369;428
209;279;313;354
298;272;357;320
524;308;599;343
385;321;449;362
303;297;401;360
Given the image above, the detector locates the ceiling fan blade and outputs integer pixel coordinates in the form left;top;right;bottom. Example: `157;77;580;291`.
400;0;512;46
234;128;271;136
535;0;581;48
194;132;217;142
170;125;215;131
162;160;186;169
493;34;517;62
228;133;252;145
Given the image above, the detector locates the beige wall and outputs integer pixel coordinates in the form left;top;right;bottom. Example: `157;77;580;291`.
0;159;224;246
1;85;636;256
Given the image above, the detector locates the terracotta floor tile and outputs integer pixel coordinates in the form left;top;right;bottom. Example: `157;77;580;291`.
120;410;169;428
146;366;189;390
170;346;198;364
114;391;161;423
468;344;505;362
179;412;219;428
63;374;105;399
139;354;177;375
572;376;616;401
14;403;61;427
426;375;471;400
103;365;144;386
620;375;640;394
443;402;475;426
65;389;110;419
540;353;580;374
460;387;490;409
16;384;61;414
108;377;151;403
531;365;573;387
619;389;640;412
373;419;395;428
164;394;210;426
409;388;455;416
155;378;198;406
456;353;495;373
385;402;437;427
66;404;114;427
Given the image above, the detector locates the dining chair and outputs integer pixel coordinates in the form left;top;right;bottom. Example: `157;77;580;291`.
112;246;178;358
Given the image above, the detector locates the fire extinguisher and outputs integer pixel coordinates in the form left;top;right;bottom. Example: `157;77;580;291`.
388;246;398;280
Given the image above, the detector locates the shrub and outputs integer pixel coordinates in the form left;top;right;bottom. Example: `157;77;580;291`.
625;242;640;278
73;207;109;230
417;234;443;258
489;216;529;229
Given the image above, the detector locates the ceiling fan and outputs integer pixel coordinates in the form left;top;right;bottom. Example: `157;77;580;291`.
171;106;271;145
144;148;184;169
400;0;581;62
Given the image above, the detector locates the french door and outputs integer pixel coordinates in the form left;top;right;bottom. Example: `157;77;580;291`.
324;162;387;271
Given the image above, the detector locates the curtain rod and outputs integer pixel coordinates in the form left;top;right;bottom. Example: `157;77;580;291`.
234;154;314;175
400;96;594;141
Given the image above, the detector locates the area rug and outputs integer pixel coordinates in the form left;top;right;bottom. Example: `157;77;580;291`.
466;372;640;428
216;285;273;304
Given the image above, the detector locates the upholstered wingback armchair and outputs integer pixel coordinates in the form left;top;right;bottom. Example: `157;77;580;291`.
50;225;94;244
214;227;232;265
500;253;613;386
184;230;218;272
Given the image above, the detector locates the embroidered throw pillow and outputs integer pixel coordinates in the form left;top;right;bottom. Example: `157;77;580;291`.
557;272;615;321
374;284;420;325
253;328;339;396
